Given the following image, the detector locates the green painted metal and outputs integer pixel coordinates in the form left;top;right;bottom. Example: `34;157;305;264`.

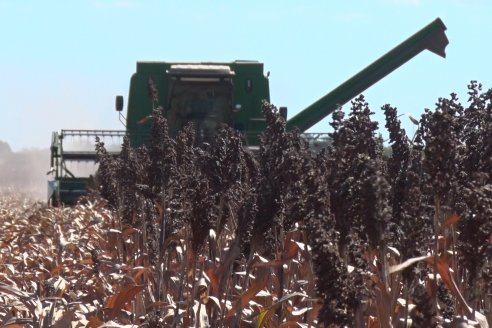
48;130;124;205
48;18;448;205
57;178;90;205
125;61;269;146
286;18;448;131
124;19;448;145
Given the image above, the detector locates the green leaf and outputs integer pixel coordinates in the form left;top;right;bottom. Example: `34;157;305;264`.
255;308;273;328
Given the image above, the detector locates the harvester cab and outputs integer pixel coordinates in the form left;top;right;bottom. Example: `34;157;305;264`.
124;59;270;148
48;18;448;205
165;64;235;141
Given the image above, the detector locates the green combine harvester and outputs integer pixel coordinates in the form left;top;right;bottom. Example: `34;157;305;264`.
48;18;449;205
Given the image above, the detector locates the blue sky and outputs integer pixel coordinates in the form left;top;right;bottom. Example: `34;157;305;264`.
1;0;491;151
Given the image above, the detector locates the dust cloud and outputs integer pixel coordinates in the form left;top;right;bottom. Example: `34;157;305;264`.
0;140;50;201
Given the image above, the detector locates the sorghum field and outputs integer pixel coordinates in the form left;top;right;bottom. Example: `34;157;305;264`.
1;82;491;327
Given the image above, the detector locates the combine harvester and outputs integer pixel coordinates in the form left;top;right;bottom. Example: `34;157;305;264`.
48;18;448;205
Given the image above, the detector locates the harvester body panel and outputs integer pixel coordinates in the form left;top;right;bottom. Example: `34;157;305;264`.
126;61;270;146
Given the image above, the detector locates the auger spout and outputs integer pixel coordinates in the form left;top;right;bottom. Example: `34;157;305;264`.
286;18;448;131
